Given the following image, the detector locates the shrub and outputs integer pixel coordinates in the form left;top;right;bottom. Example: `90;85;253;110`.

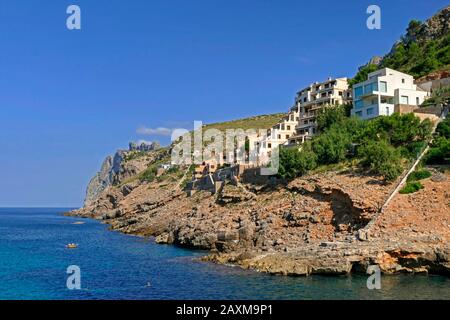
401;141;427;159
316;105;347;133
140;165;157;182
436;118;450;139
407;169;432;182
425;137;450;165
278;147;317;180
358;140;403;181
312;127;352;164
399;181;424;194
166;166;179;174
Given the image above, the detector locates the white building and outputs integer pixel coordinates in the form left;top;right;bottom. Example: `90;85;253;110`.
256;109;299;162
351;68;428;120
288;77;351;145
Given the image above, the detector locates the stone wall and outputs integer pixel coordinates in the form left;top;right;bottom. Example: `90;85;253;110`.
417;77;450;92
394;104;418;114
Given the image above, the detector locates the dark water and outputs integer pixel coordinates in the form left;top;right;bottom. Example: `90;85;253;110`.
0;208;449;300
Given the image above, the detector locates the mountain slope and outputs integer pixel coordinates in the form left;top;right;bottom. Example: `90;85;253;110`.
351;5;450;84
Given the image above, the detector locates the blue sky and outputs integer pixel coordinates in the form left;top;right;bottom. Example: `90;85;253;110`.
0;0;447;207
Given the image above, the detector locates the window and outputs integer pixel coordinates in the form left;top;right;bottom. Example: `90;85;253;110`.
416;97;420;105
268;143;271;148
354;86;363;98
402;78;405;84
379;81;387;92
386;106;390;116
364;82;378;94
355;111;362;117
355;100;363;109
286;135;290;139
338;91;343;96
277;134;281;139
400;95;409;105
287;125;291;130
367;107;374;115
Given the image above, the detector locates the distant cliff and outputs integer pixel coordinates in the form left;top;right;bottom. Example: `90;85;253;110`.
84;141;162;207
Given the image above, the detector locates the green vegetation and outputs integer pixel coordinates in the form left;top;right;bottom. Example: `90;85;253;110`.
421;85;450;107
278;106;433;182
399;181;424;194
123;151;148;162
316;105;348;132
350;13;450;84
358;140;403;181
180;165;195;189
140;165;157;183
425;117;450;165
179;113;285;149
312;126;351;164
407;169;432;182
203;113;284;132
278;146;317;180
380;20;450;78
348;64;378;87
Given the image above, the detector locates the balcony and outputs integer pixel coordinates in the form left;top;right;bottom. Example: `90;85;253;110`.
353;81;392;99
296;121;315;129
299;112;316;119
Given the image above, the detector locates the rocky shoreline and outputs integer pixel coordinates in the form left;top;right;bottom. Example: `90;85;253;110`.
67;151;450;276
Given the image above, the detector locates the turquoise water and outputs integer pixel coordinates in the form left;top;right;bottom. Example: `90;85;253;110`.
0;208;449;300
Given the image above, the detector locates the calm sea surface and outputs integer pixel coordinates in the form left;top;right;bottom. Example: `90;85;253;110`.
0;208;449;300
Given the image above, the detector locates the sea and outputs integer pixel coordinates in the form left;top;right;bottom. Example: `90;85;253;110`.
0;208;449;300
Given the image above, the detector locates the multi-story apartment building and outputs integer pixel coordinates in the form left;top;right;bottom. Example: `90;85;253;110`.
351;68;428;120
256;108;299;162
288;77;351;145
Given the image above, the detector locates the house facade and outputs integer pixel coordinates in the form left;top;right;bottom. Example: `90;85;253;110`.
351;68;428;120
288;77;351;145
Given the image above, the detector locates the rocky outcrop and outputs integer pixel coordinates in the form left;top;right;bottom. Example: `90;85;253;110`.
83;146;168;207
69;159;450;277
205;240;450;276
84;156;113;207
129;141;161;152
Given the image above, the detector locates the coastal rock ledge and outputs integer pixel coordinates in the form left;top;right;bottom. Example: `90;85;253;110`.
68;152;450;276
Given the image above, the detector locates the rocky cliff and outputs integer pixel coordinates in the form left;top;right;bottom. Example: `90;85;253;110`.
83;141;165;207
69;160;450;276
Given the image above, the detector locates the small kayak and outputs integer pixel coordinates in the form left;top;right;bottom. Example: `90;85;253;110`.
66;243;78;249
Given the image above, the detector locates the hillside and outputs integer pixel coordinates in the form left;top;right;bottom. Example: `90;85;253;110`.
203;113;284;132
350;5;450;85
